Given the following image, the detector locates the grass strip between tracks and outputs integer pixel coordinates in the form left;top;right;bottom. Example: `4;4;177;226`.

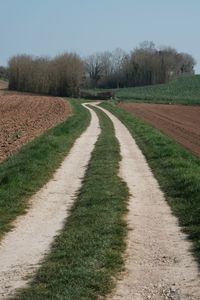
101;101;200;267
14;105;128;300
0;100;90;240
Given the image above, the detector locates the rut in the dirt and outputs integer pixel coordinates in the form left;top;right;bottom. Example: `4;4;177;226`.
0;105;100;299
95;104;200;300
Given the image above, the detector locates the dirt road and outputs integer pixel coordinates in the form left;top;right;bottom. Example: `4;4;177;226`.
0;102;199;299
0;105;100;299
95;104;200;300
120;103;200;158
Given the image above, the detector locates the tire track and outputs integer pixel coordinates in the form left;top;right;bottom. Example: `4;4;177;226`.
95;104;200;300
0;104;100;299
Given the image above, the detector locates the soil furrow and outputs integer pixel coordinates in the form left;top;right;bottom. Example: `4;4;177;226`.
0;91;71;161
119;103;200;159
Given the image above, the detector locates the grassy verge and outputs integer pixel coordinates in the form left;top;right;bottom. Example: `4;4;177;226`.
0;100;90;240
101;101;200;266
14;106;128;299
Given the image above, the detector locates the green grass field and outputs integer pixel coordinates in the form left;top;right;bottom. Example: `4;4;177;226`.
101;101;200;266
115;75;200;104
0;100;90;240
14;106;128;300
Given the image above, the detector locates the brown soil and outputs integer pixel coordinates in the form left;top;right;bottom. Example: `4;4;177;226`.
119;103;200;158
0;86;71;161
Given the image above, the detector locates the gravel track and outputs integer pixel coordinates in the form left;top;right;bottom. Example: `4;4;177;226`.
0;101;199;299
95;104;200;300
0;104;100;299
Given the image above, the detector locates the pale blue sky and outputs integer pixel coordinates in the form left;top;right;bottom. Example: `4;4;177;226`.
0;0;199;73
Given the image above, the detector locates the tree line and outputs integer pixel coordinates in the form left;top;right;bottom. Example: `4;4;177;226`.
85;41;196;89
5;41;196;96
8;53;84;97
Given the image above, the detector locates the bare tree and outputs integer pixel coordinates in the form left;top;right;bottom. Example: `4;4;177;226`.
84;53;104;87
9;42;196;93
8;53;84;97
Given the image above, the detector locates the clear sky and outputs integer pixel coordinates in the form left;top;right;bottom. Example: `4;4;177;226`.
0;0;199;73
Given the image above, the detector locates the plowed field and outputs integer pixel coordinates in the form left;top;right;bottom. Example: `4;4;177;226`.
0;87;71;161
120;103;200;158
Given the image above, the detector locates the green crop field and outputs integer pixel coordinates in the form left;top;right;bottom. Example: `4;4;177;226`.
115;75;200;105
